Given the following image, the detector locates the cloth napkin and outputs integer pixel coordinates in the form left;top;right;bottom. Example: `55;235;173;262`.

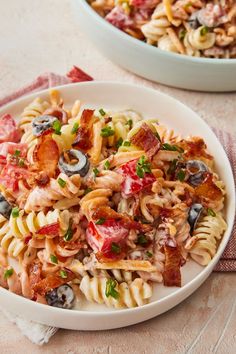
0;66;235;345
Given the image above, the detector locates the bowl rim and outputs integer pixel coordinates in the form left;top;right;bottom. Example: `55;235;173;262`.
0;81;235;318
78;0;236;65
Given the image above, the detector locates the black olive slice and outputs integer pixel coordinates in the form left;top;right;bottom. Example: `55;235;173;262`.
58;149;90;177
32;115;57;137
188;203;203;235
186;160;209;186
45;284;75;309
0;193;12;219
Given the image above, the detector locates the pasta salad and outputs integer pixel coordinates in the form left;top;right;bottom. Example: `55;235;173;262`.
0;90;227;309
88;0;236;58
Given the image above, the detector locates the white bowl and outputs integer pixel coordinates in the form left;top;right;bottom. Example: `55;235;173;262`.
0;82;234;330
72;0;236;92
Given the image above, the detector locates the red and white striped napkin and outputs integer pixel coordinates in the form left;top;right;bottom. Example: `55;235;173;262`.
0;66;235;344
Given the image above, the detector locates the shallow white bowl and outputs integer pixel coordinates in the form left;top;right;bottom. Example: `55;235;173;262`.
72;0;236;92
0;82;234;330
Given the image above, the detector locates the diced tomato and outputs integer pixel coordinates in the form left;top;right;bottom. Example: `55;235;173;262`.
0;114;21;143
0;142;27;157
86;220;129;260
116;159;156;198
37;222;60;236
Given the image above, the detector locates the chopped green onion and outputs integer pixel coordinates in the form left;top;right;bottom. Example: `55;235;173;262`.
99;108;106;116
200;26;209;36
207;208;216;217
71;122;79;135
137;234;148;245
14;150;21;157
116;137;123;148
18;159;25;167
167;159;178;175
105;279;119;299
123;141;131;147
136;155;151;178
4;268;14;279
136;165;144;178
146;251;153;258
93;167;99;177
95;218;106;225
58;177;66;188
111;242;121;254
155;132;162;142
11;207;19;218
100;126;115;137
126;119;133;129
161;143;184;153
177;169;186;182
84;187;93;195
60;270;68;279
64;219;73;241
104;160;110;170
179;29;187;41
52;119;62;135
50;254;58;264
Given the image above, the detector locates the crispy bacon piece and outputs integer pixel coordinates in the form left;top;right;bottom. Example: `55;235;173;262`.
34;171;50;187
195;173;223;201
28;260;43;295
37;222;60;236
32;269;76;296
33;130;59;177
92;206;152;233
180;138;213;161
130;123;161;159
163;237;182;287
44;107;68;124
72;109;94;151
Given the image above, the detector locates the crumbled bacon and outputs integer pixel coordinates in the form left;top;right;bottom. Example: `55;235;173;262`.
195;173;223;201
180;138;213;161
72;109;94;151
130;123;161;159
32;269;75;296
33;130;59;177
34;171;50;187
163;237;182;287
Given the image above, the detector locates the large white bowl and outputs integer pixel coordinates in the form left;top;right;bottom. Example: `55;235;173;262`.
72;0;236;92
0;82;234;330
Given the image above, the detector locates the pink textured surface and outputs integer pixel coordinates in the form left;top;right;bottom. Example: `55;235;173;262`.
0;0;236;351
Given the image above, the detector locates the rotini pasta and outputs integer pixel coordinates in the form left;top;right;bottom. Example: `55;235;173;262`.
0;89;227;311
89;0;236;58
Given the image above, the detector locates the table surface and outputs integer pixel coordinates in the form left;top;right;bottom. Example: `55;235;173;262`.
0;1;236;353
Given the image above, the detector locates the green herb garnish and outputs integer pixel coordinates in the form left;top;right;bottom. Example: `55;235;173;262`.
179;29;187;41
155;132;162;142
207;208;216;217
100;126;115;137
116;137;123;149
14;150;21;157
52;119;62;135
200;26;209;36
137;234;148;245
99;108;106;116
71;122;79;135
4;268;14;279
111;242;121;254
84;187;93;195
104;160;110;170
177;169;186;182
93;167;99;177
123;141;131;147
58;177;66;188
60;270;68;279
11;207;19;218
136;155;151;178
50;254;58;264
95;218;106;225
146;251;153;258
161;143;184;153
18;159;25;167
126;119;133;129
105;279;119;299
64;219;73;241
